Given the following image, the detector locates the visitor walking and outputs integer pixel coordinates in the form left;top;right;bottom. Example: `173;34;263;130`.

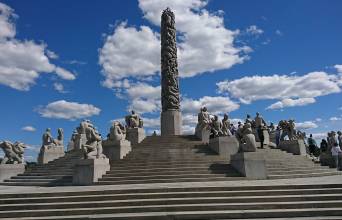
320;139;328;152
307;134;317;155
331;142;342;171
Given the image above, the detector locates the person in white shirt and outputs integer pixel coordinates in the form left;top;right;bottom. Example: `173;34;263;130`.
331;142;342;171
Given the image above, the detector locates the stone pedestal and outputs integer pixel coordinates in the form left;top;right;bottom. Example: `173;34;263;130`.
103;139;131;163
196;128;210;144
209;136;239;161
231;152;267;179
279;139;306;155
37;146;65;164
73;158;110;185
0;164;25;182
161;110;182;136
126;128;145;145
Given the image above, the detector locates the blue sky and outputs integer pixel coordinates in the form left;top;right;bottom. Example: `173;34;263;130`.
0;0;341;161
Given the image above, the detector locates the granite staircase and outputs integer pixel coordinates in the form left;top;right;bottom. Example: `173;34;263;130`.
0;150;84;186
97;136;339;185
1;183;342;219
97;135;244;185
258;147;340;179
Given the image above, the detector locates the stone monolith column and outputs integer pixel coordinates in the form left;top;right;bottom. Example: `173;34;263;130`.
160;8;182;136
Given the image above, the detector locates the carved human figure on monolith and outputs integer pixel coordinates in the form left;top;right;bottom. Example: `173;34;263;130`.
41;128;63;148
82;124;106;159
210;115;223;138
240;123;257;152
42;128;54;147
0;141;26;164
108;121;126;141
125;110;143;128
195;107;211;133
222;114;232;136
160;8;182;135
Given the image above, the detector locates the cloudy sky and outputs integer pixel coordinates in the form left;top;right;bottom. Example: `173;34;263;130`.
0;0;341;161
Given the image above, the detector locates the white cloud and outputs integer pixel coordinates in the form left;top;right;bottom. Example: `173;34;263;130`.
0;3;16;39
142;117;160;128
334;64;342;73
330;117;342;121
53;82;67;93
266;98;316;110
315;118;322;122
99;0;248;87
0;2;75;91
246;25;263;35
99;23;160;86
38;100;101;120
296;121;318;130
311;132;327;140
54;67;75;80
275;30;282;36
217;72;341;104
182;96;239;115
21;126;36;132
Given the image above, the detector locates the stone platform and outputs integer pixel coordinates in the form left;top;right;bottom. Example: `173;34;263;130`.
37;145;65;164
0;164;25;182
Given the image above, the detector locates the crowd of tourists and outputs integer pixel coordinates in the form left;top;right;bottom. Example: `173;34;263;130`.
306;131;342;170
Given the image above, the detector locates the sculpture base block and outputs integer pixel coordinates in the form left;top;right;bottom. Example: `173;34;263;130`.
126;128;145;145
161;110;182;136
103;139;131;163
0;164;25;182
196;128;210;144
231;152;267;179
37;146;65;164
279;139;306;155
73;158;110;185
209;136;239;161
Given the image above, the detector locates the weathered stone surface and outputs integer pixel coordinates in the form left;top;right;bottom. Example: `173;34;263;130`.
196;128;210;144
73;158;110;185
231;152;267;179
37;145;65;164
126;127;145;145
209;136;239;161
73;133;87;150
161;8;180;112
103;139;131;163
161;110;182;136
0;164;25;182
0;141;26;164
279;139;306;155
160;8;182;136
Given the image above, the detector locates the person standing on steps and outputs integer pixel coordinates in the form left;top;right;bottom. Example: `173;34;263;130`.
307;134;317;156
254;112;267;149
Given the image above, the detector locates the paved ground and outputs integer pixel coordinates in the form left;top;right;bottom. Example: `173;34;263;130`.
0;174;341;194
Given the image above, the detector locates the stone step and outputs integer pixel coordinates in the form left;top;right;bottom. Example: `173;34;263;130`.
267;169;336;175
1;201;342;218
100;173;240;181
4;209;342;220
1;194;342;211
105;169;236;177
11;175;72;180
1;184;341;199
268;171;341;179
97;177;246;185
